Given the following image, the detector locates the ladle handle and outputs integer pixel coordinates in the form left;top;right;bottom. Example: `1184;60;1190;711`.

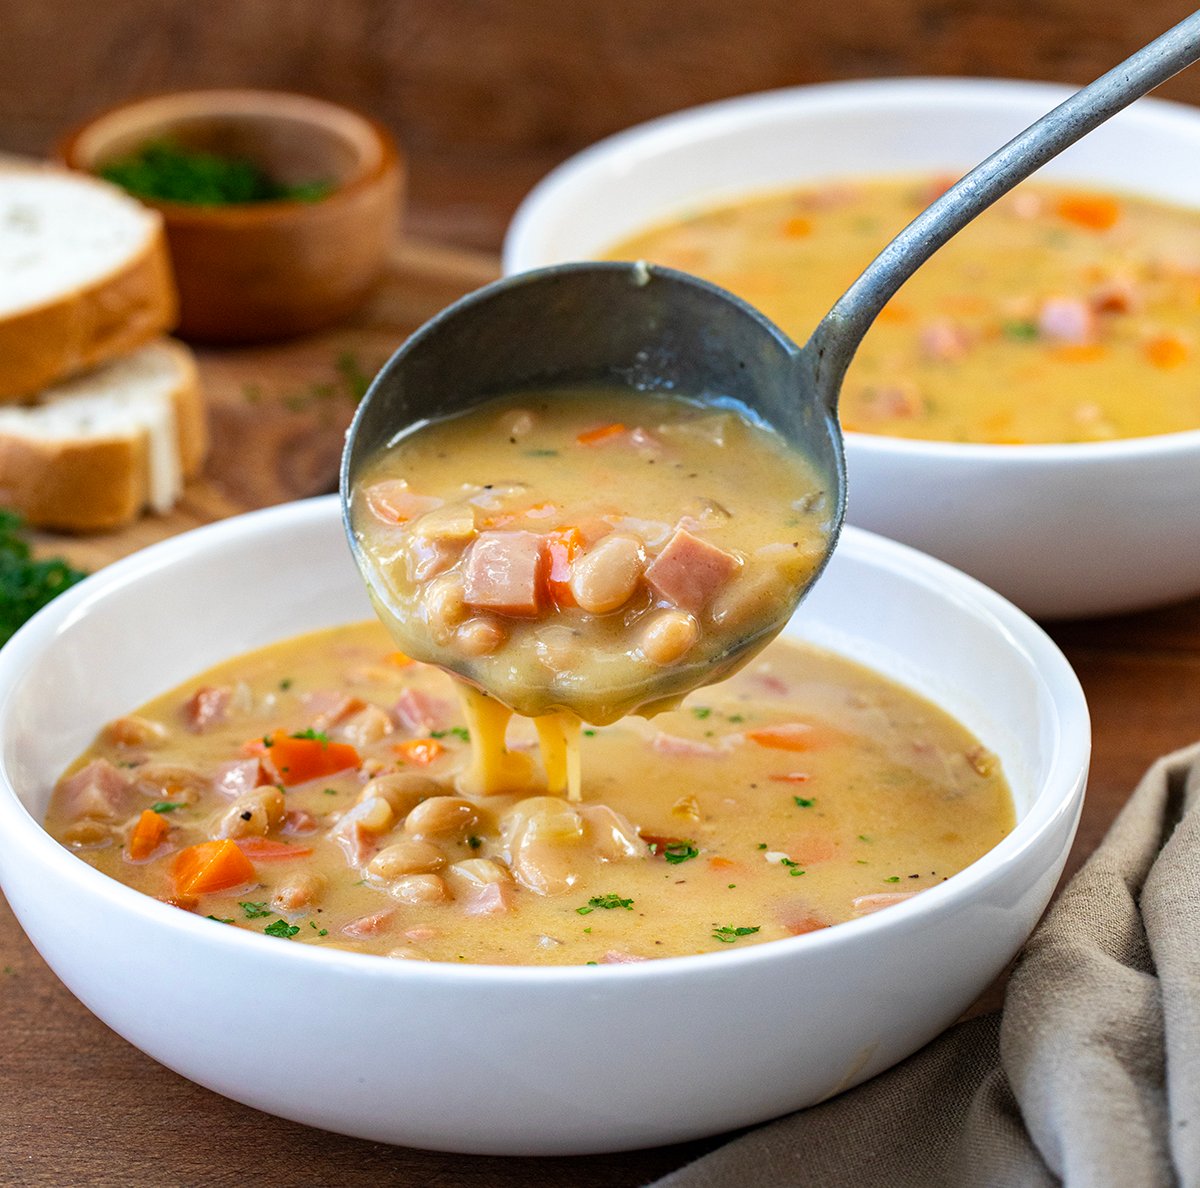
807;8;1200;410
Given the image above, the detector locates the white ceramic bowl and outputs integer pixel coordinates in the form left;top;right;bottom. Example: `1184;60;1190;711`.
0;496;1087;1154
504;78;1200;620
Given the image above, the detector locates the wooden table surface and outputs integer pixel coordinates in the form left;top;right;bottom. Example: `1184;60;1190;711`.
6;227;1200;1185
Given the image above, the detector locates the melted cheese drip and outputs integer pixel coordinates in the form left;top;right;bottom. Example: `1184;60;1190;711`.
456;682;582;801
534;711;582;802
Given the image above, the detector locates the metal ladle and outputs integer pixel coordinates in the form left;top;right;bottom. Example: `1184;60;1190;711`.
342;12;1200;712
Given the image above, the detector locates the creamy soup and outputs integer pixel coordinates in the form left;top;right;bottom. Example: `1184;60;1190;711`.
350;388;832;795
605;177;1200;444
46;621;1013;965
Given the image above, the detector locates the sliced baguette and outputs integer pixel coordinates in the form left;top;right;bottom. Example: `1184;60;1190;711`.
0;339;208;532
0;164;178;401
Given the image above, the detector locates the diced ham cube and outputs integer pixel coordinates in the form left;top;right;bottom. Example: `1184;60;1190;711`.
644;528;740;613
391;688;452;734
342;909;396;939
918;319;972;362
463;530;545;617
651;732;729;759
282;808;318;835
183;686;231;734
301;691;366;730
1037;296;1096;344
212;758;265;799
462;882;516;916
852;891;921;915
780;909;830;936
55;759;130;821
331;704;394;749
364;481;443;525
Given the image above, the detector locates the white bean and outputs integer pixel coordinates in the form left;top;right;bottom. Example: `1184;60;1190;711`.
456;616;507;657
390;874;450;904
369;838;447;879
404;796;483;841
639;609;700;665
569;534;644;614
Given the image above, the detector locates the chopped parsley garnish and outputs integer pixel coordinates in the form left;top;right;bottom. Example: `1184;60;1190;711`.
691;706;712;720
1001;319;1039;341
261;735;274;747
150;801;185;814
713;924;760;944
290;728;329;744
583;729;597;737
524;448;559;457
0;511;87;646
467;835;483;850
885;876;901;884
279;678;293;691
779;858;806;877
309;922;328;936
264;919;300;938
663;842;699;865
727;714;745;724
576;894;634;915
239;901;272;919
430;726;470;742
756;842;768;850
205;915;234;924
323;787;338;796
794;796;816;808
858;834;872;843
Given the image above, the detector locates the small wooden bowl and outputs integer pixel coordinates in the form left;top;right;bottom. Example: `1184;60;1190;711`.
61;90;404;343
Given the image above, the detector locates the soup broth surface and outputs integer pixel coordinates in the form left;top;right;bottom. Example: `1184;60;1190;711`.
46;621;1014;966
605;177;1200;444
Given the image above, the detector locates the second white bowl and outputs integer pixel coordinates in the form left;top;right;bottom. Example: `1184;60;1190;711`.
503;78;1200;619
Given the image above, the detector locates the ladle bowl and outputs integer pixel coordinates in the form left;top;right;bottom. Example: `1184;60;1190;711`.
345;13;1200;657
341;262;845;713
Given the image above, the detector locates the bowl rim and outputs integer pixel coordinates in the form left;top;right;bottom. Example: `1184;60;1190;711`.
58;87;404;223
503;74;1200;460
0;494;1089;986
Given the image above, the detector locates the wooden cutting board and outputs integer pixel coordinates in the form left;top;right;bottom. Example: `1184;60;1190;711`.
29;236;501;572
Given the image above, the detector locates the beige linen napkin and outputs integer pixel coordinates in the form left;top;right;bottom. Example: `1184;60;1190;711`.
653;742;1200;1188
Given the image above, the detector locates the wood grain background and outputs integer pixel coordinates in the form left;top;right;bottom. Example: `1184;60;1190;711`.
2;0;1198;250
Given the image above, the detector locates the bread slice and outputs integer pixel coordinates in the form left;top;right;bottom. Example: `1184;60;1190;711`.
0;165;177;402
0;340;208;532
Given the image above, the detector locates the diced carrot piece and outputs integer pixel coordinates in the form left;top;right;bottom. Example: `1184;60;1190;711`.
173;839;255;896
544;527;583;607
394;738;445;766
385;651;414;667
128;808;169;860
248;730;361;786
769;772;811;783
576;422;626;446
747;723;839;752
1057;194;1121;231
235;838;314;861
1050;344;1108;364
780;215;812;238
708;856;738;872
1145;335;1189;369
875;301;912;324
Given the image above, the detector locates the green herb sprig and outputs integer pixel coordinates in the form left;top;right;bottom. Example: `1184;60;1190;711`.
0;513;87;647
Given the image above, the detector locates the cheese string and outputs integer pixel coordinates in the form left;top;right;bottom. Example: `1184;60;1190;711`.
454;682;582;801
